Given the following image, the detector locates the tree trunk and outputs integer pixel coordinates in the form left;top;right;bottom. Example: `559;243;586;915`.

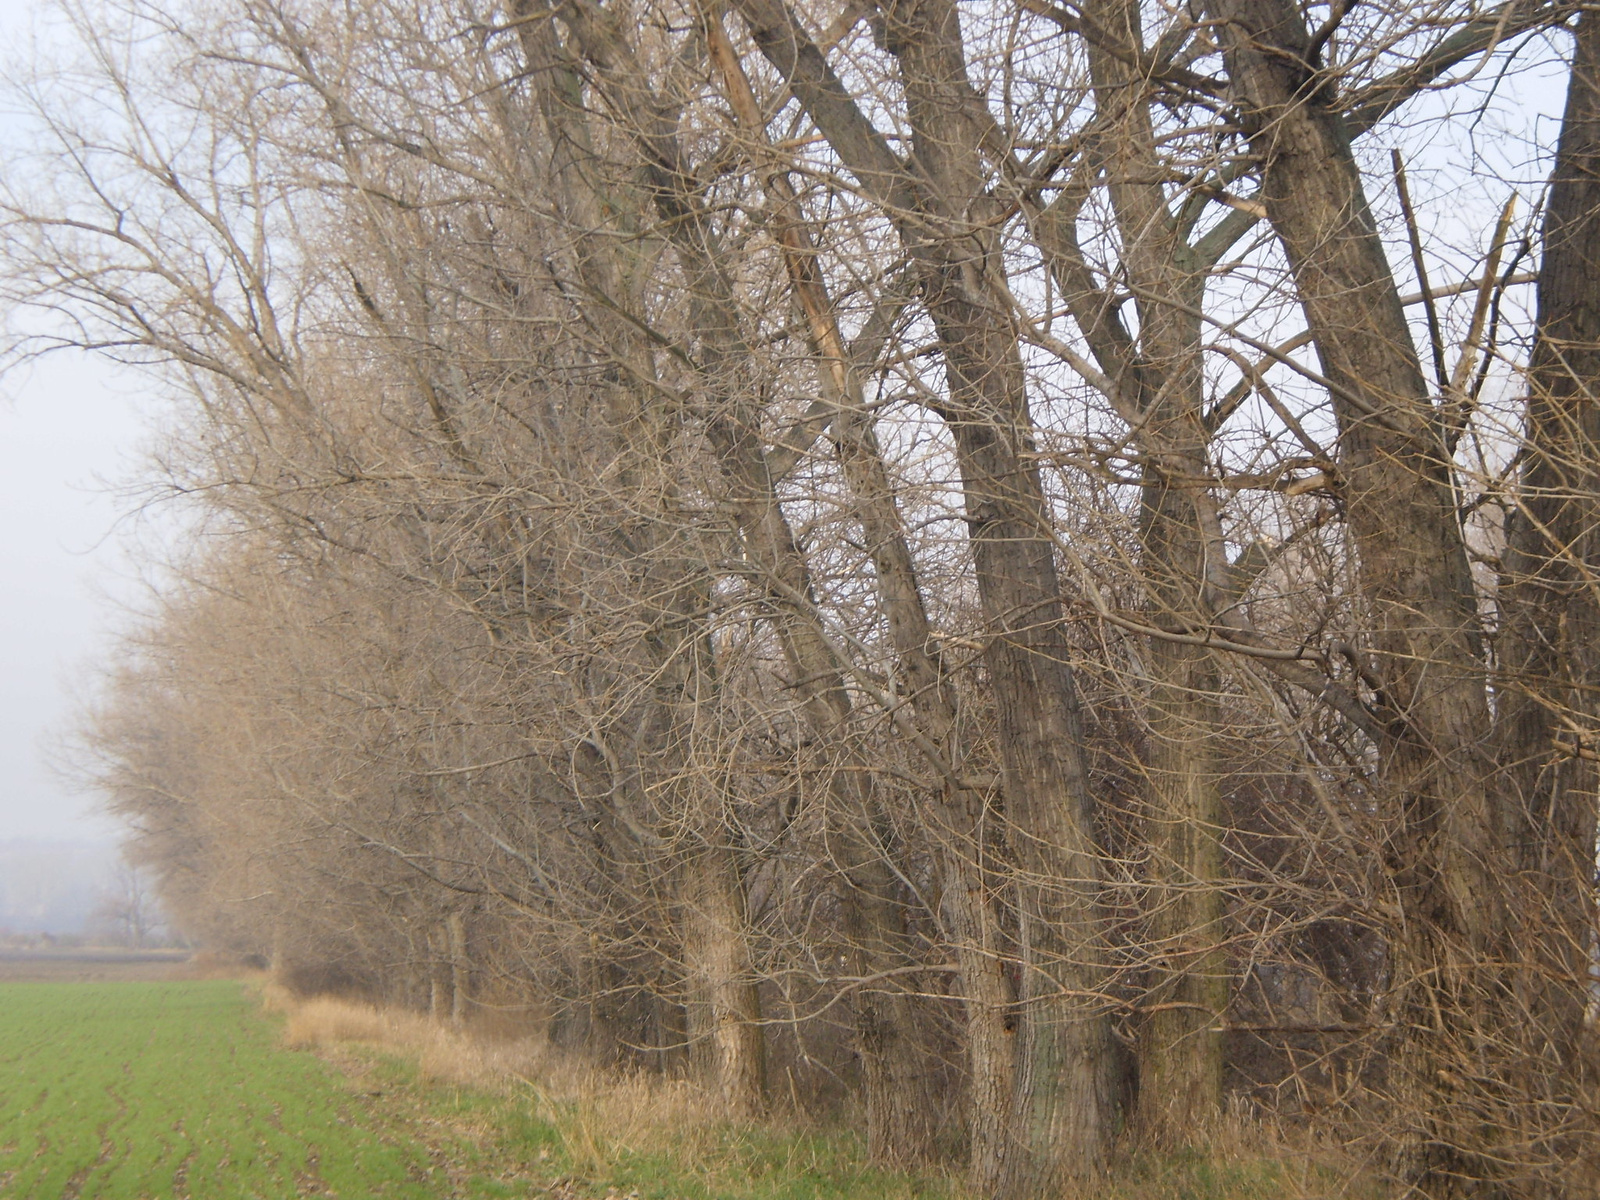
1077;0;1229;1138
727;0;1123;1184
427;925;445;1021
447;909;468;1026
700;30;1018;1174
1495;8;1600;1187
1210;0;1503;1189
682;842;767;1118
1136;631;1227;1138
512;2;775;1119
539;3;941;1156
886;14;1121;1187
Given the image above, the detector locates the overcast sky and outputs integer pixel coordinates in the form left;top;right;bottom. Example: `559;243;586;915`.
0;0;158;845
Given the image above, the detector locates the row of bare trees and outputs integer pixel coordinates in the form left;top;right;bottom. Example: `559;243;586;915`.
9;0;1600;1194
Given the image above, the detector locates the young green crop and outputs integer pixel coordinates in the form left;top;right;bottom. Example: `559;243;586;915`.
0;981;437;1199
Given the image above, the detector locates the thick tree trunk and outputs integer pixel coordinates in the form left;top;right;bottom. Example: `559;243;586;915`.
700;32;1018;1172
826;333;1018;1184
727;0;1122;1184
834;400;1019;1182
1078;0;1229;1138
1211;0;1504;1189
682;844;766;1117
1128;333;1227;1145
1495;8;1600;1186
831;349;1017;1183
1136;620;1227;1138
427;924;445;1020
877;6;1122;1186
925;286;1119;1197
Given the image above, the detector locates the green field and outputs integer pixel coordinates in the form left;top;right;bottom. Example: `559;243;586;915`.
0;981;444;1199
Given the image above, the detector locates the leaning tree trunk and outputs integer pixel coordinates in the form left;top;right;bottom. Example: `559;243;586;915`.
699;28;1018;1176
1494;8;1600;1188
879;6;1122;1189
540;3;942;1157
1211;0;1506;1191
726;0;1124;1186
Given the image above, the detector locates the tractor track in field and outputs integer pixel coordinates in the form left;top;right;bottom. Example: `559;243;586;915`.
60;1077;126;1200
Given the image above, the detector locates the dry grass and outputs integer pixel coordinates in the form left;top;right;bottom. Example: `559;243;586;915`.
258;986;1383;1200
261;985;727;1178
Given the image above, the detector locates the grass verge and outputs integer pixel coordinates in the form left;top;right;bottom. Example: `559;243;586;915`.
271;987;960;1200
272;989;1385;1200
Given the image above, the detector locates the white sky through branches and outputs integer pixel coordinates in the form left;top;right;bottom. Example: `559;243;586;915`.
0;0;1573;848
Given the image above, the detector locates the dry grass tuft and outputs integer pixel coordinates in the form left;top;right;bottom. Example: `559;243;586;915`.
272;990;433;1052
1089;1098;1391;1200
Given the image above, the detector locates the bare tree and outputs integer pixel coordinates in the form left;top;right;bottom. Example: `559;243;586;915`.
16;2;1600;1197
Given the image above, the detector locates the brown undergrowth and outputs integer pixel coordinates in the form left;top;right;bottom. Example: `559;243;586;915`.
254;984;1385;1200
258;984;781;1187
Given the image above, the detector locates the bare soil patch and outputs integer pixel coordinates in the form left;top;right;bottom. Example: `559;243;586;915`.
0;948;191;983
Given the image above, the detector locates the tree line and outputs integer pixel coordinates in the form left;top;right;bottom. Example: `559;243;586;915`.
6;0;1598;1194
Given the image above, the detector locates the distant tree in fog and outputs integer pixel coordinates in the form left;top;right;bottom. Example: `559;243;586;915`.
89;860;169;948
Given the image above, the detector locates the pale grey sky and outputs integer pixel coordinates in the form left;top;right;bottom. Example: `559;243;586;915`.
0;350;151;842
0;0;156;844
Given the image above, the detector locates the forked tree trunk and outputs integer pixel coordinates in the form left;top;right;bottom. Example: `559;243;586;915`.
511;2;774;1118
1078;0;1229;1137
699;30;1017;1174
537;3;939;1155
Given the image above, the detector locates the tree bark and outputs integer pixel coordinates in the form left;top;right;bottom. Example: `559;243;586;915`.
682;841;767;1118
447;909;469;1026
880;5;1120;1187
728;0;1122;1185
1210;0;1504;1189
1495;8;1600;1186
